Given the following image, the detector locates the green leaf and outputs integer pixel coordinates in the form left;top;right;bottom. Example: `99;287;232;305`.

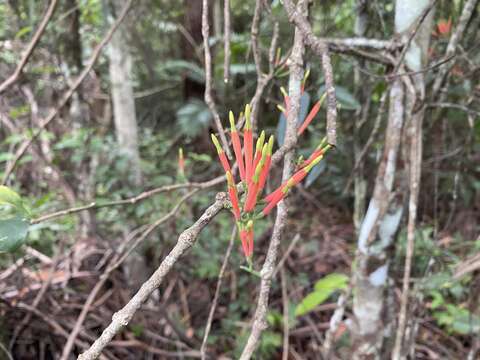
0;185;30;216
314;273;349;292
0;186;23;209
295;273;348;317
15;26;32;39
0;216;30;253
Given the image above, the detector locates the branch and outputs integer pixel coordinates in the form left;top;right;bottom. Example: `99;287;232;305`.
202;0;232;159
78;193;229;360
282;0;337;146
1;0;134;185
239;1;306;357
0;0;58;94
200;227;236;359
31;177;224;224
323;36;399;50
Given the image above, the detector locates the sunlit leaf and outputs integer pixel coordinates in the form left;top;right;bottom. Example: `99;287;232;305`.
0;216;29;253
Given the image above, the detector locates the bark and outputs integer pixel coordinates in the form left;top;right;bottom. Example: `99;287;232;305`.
351;80;405;359
107;0;142;186
351;1;434;358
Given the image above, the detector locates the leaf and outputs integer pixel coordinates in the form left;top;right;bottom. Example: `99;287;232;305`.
0;186;23;209
318;85;360;110
295;291;331;317
15;26;32;39
176;100;212;138
0;216;30;253
295;273;348;317
314;273;349;292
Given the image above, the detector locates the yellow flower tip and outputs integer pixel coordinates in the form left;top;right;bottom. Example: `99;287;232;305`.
303;68;311;83
277;104;286;113
280;86;288;98
319;92;327;105
315;137;327;151
246;220;254;230
305;154;324;172
244;104;251;130
255;131;266;153
267;135;274;154
211;133;222;153
282;178;295;194
261;143;268;157
178;147;184;158
229;111;236;131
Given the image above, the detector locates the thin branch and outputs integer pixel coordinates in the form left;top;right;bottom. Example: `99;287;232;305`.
78;193;229;360
223;0;231;83
32;177;223;224
202;0;232;159
392;89;425;360
239;1;306;357
342;90;388;194
0;0;59;94
280;268;289;360
251;0;263;79
392;0;437;73
282;0;337;146
2;0;135;184
200;227;236;359
322;36;399;50
322;286;352;357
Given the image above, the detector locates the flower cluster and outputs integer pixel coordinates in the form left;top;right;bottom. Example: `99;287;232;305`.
211;104;330;264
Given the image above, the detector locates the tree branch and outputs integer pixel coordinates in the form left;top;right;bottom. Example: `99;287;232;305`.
0;0;59;94
282;0;337;146
239;1;306;357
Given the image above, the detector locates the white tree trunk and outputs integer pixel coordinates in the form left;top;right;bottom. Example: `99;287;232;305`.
351;1;434;358
108;0;142;186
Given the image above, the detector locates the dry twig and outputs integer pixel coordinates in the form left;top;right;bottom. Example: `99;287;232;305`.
200;227;236;359
0;0;59;94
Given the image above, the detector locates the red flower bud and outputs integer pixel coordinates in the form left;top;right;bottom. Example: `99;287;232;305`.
229;111;246;182
244;105;253;184
297;92;326;135
211;134;231;173
239;229;249;258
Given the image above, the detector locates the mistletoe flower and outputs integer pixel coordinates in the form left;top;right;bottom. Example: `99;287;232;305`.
243;104;254;183
211;133;230;173
229;111;246;182
263;148;328;216
226;171;241;220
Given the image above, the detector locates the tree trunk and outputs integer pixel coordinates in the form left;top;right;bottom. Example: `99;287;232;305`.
107;0;142;186
350;1;434;358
